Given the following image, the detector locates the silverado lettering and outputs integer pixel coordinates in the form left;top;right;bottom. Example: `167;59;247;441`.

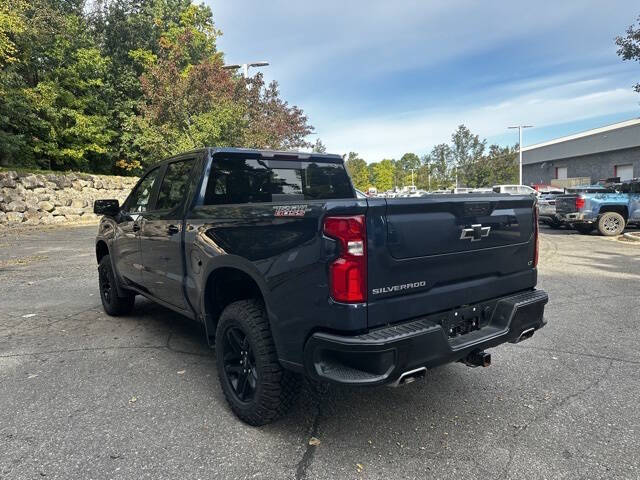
372;281;427;295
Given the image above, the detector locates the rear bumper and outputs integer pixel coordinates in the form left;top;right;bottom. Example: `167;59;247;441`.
303;289;548;386
559;212;592;222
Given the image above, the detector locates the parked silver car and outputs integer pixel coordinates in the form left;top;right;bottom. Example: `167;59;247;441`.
538;194;563;229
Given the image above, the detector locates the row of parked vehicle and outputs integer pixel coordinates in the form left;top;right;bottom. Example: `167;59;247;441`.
362;184;540;198
538;179;640;236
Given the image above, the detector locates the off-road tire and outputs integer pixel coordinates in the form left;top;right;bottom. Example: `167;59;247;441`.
597;212;625;236
216;299;300;426
574;224;595;235
98;255;135;316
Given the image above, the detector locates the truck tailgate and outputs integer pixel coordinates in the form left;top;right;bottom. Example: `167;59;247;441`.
555;195;578;214
366;195;537;328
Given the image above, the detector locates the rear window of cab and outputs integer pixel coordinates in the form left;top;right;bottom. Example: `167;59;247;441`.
203;157;355;205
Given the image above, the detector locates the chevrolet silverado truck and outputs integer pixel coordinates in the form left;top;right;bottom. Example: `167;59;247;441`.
556;181;640;236
93;148;548;425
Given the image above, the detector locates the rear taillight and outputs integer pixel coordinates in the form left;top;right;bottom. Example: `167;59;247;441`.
323;215;367;303
575;196;585;210
534;206;539;268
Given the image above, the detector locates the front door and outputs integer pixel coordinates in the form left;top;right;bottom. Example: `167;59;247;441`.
113;167;162;287
139;158;195;309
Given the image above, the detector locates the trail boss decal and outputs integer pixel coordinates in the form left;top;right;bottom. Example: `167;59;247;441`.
273;204;310;217
372;281;426;295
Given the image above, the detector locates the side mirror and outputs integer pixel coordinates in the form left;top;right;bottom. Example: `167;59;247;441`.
94;199;120;217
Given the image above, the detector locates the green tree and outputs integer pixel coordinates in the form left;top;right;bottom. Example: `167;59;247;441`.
372;159;395;191
425;143;454;189
616;14;640;93
394;152;420;187
345;151;370;190
312;139;327;153
484;144;518;185
0;0;315;173
0;0;27;66
450;125;486;188
0;0;115;170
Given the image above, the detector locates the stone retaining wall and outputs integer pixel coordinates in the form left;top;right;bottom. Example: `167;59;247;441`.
0;171;138;226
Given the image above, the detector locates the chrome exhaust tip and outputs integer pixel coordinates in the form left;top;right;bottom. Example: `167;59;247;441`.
389;367;427;387
516;327;535;343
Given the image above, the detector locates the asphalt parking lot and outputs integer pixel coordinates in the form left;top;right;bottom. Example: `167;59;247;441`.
1;225;639;479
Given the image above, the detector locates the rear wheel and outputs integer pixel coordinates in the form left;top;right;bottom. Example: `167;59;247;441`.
98;255;135;316
215;299;300;426
574;224;595;235
597;212;625;236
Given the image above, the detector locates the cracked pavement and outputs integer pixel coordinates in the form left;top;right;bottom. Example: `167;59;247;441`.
1;225;639;479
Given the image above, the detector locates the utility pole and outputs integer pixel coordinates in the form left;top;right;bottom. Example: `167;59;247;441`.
223;61;270;78
409;168;415;187
508;125;533;185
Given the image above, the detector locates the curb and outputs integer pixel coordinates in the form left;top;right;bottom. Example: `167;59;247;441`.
621;232;640;242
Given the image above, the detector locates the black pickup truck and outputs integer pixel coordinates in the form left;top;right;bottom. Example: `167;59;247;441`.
94;148;548;425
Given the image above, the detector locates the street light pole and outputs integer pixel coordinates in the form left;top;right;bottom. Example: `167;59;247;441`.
223;61;270;78
508;125;533;185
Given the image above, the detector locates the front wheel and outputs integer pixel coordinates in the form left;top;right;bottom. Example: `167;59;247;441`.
597;212;625;236
215;299;300;426
574;224;595;235
98;255;135;316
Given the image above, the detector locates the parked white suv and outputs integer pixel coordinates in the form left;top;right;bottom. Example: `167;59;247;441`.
492;184;539;196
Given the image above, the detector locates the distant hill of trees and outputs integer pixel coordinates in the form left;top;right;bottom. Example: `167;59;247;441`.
345;125;519;192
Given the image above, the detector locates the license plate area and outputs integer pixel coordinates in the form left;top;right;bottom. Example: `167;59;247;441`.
438;303;493;339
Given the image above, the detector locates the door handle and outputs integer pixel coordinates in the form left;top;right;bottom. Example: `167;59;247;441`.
167;224;180;235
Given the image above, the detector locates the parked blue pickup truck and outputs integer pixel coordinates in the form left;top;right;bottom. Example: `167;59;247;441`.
556;180;640;235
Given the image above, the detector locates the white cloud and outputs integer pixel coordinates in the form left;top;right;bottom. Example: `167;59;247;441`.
211;0;640;160
321;82;639;161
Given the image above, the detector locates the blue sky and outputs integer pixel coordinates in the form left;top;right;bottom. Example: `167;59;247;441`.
210;1;639;161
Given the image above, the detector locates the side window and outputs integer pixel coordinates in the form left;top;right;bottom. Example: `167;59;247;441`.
156;160;194;211
127;168;161;213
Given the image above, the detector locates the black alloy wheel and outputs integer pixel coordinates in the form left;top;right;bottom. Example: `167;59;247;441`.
98;254;135;316
99;264;113;304
222;326;257;402
215;299;300;425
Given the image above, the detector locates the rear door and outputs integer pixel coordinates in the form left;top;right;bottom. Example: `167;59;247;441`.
139;157;197;309
366;194;537;327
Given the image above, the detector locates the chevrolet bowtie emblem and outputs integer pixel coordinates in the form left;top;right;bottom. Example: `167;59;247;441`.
460;224;491;242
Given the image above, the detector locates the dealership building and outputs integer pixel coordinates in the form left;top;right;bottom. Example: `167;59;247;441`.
522;118;640;187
